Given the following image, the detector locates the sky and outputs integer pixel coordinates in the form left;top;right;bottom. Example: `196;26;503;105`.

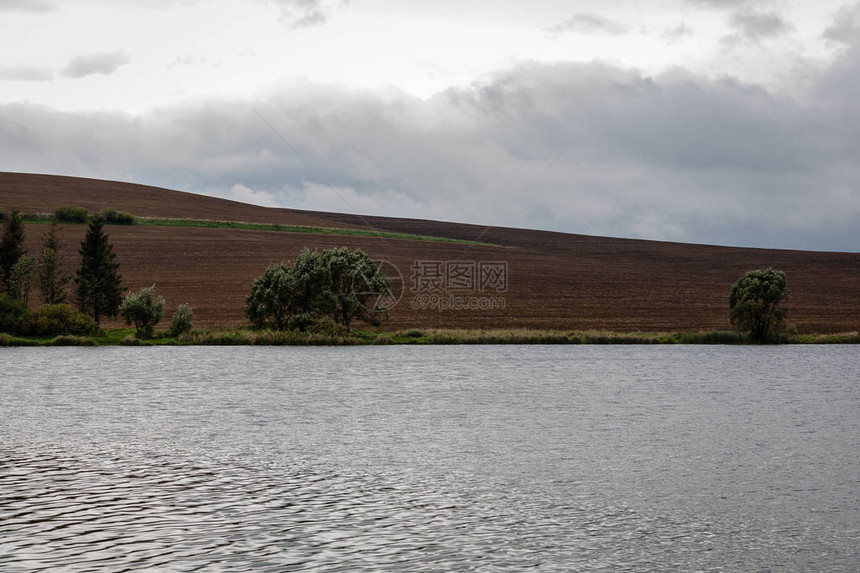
1;0;858;251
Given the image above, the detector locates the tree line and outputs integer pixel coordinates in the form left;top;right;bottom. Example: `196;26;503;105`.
0;207;389;339
0;208;192;338
1;206;791;343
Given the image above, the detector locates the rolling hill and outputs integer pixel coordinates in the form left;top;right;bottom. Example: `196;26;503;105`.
2;171;858;333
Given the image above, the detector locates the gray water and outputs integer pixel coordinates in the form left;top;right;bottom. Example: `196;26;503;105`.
1;345;857;571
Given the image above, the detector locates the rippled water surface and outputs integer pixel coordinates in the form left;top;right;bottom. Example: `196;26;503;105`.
1;345;858;571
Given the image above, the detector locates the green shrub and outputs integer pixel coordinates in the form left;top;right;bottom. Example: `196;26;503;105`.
98;208;136;225
404;328;423;338
54;205;89;223
807;333;860;344
50;335;97;346
286;311;317;332
0;294;27;335
120;285;165;338
781;324;799;343
307;315;348;337
119;335;141;346
196;329;254;345
0;332;37;346
25;304;96;337
168;303;194;337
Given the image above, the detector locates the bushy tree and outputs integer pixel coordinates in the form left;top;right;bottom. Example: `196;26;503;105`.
0;209;25;293
38;221;71;305
76;216;123;325
0;293;27;335
246;263;294;330
120;285;165;338
25;304;96;337
245;249;330;330
729;268;788;343
322;247;390;329
54;205;88;223
98;208;136;225
8;255;37;305
245;247;390;331
168;303;194;337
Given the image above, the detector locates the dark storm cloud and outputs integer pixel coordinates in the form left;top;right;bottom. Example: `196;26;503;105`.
60;51;131;78
546;13;628;36
2;49;859;251
0;0;55;12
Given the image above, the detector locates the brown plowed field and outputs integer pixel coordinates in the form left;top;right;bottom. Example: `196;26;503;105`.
3;171;858;332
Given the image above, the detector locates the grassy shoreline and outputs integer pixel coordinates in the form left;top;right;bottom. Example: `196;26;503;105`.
2;328;858;347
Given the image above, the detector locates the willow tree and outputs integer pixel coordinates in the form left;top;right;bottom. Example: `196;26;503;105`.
729;268;788;343
120;285;165;338
245;249;331;331
322;247;390;329
246;247;390;331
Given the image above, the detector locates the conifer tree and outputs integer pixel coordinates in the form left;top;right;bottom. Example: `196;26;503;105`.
0;209;25;293
76;216;123;325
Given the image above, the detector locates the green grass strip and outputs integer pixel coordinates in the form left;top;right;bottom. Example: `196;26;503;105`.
136;217;492;245
20;213;493;246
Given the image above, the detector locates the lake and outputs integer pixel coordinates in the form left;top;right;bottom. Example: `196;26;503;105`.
1;345;857;571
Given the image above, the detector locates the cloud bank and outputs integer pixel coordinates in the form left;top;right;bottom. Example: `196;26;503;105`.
1;3;858;251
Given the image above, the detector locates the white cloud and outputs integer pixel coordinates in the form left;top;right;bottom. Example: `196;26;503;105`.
228;183;282;208
60;51;131;78
285;182;429;220
662;23;695;43
0;0;842;113
546;13;629;36
727;10;795;40
261;0;339;29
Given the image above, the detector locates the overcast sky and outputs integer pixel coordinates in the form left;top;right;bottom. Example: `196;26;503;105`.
1;0;858;251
